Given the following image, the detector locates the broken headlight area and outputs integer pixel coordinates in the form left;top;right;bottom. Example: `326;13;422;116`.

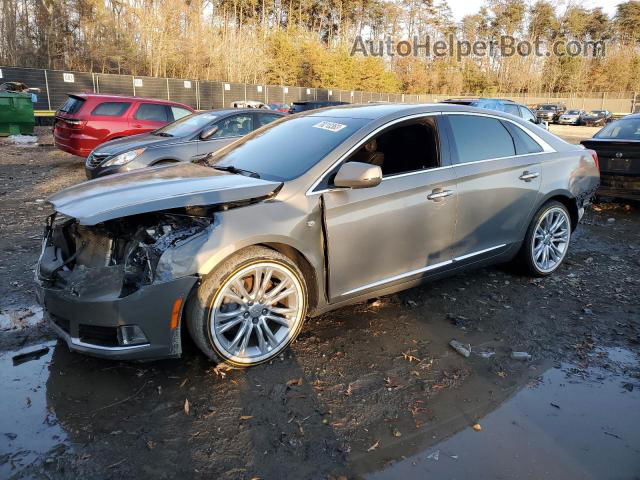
38;211;212;297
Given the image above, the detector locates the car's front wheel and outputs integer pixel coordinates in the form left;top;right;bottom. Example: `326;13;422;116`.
519;201;572;276
187;246;308;367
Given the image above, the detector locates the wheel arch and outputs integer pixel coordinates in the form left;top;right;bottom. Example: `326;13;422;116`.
535;191;580;231
259;242;320;314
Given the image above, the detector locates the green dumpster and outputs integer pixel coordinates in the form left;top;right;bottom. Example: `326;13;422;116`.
0;91;35;136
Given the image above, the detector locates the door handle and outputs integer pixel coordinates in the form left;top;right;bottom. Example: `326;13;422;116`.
427;189;454;201
519;171;539;182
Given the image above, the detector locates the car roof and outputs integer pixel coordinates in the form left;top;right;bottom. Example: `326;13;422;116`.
70;93;193;108
303;102;537;120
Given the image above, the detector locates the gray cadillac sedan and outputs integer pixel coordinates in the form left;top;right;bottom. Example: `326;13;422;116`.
84;109;284;178
36;104;600;366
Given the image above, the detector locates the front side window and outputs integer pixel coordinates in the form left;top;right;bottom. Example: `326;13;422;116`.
212;114;253;138
566;110;580;115
207;115;368;181
135;103;169;122
344;117;440;178
91;102;130;117
447;115;515;163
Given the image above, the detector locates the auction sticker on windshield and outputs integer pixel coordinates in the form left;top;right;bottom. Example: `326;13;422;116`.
313;121;347;132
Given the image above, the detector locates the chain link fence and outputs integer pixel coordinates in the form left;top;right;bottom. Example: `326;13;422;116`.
0;66;636;113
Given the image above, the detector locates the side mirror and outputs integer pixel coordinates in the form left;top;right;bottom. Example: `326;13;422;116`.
333;162;382;189
200;126;218;140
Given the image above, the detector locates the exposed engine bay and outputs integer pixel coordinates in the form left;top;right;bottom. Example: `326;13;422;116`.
38;210;213;298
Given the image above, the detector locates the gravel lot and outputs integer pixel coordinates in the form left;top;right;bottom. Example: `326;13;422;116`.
0;125;638;479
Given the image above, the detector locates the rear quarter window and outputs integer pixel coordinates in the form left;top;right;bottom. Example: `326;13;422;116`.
91;102;131;117
502;122;543;155
59;96;85;114
446;115;515;163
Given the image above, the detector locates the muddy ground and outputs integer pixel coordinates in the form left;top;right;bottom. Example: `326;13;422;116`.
0;126;639;479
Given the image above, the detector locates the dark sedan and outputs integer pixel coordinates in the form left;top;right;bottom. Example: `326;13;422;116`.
85;109;284;178
582;110;612;127
581;114;640;200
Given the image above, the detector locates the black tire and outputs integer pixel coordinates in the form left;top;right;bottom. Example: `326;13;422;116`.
517;200;572;277
186;246;308;367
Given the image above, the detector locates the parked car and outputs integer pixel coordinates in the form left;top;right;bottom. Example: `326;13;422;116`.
582;110;613;127
230;100;268;109
37;104;599;365
535;103;566;124
441;98;548;129
85;109;284;178
267;102;290;113
289;101;349;114
53;94;194;157
557;109;587;125
580;114;640;200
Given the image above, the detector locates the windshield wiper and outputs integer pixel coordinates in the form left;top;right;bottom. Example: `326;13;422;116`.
153;132;173;137
213;165;261;178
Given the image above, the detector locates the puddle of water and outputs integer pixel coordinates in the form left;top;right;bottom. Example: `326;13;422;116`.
0;341;67;477
0;306;44;331
368;351;640;480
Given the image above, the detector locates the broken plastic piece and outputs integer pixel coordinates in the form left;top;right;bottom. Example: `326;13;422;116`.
449;340;471;358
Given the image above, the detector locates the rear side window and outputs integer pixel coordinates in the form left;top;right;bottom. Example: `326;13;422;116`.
59;96;85;114
91;102;130;117
502;122;543;155
135;103;169;122
447;115;515;163
171;107;192;121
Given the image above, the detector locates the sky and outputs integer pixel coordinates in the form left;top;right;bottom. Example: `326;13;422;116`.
447;0;625;21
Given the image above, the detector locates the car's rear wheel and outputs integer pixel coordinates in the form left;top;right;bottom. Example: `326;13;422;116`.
187;246;307;367
519;201;572;276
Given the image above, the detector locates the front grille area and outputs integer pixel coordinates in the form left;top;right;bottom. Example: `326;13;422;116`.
86;152;110;168
78;324;119;347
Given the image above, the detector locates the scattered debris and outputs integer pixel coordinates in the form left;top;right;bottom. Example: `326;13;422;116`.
510;351;532;361
426;450;440;461
239;415;253;421
12;347;49;366
550;403;561;409
472;423;482;432
622;383;634;392
183;398;190;416
449;340;471;358
367;440;380;452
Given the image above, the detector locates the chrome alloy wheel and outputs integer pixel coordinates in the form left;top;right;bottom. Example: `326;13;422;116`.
531;207;571;273
209;262;305;364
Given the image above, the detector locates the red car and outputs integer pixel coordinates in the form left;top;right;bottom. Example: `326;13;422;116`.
53;94;194;157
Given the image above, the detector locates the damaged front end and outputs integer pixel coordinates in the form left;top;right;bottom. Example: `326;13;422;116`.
39;211;211;297
36;209;213;360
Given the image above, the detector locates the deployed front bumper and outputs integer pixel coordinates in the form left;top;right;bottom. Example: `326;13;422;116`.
37;275;198;361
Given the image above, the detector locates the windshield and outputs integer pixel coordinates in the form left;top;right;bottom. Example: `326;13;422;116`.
566;110;580;115
154;112;218;137
539;105;556;111
206;116;369;181
595;118;640;140
591;110;605;116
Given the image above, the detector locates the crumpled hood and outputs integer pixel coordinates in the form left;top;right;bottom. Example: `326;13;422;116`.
48;163;282;225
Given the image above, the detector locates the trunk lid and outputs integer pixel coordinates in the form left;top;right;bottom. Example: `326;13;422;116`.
47;163;282;225
581;139;640;176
